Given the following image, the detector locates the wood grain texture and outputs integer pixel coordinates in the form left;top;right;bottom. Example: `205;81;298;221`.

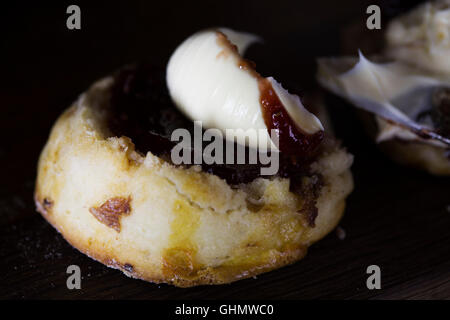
1;0;449;299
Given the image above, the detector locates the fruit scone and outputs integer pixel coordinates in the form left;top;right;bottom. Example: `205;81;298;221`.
35;28;353;287
318;0;450;175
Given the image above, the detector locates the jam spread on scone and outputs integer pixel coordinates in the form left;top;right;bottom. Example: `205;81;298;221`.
108;25;327;188
108;64;324;193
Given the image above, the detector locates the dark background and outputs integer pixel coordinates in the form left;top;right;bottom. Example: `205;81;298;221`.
1;0;449;299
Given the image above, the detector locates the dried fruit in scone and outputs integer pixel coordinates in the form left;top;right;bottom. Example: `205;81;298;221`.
35;28;353;287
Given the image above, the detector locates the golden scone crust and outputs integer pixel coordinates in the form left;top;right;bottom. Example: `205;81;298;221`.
35;78;354;287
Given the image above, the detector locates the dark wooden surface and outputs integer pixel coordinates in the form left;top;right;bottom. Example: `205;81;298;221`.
1;0;449;299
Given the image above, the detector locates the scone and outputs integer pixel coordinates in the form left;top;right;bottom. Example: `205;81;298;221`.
35;28;353;287
318;0;450;175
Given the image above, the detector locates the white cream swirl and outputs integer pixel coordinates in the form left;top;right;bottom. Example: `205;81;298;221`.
386;0;450;73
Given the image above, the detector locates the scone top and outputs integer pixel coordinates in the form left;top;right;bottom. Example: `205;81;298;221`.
166;28;324;156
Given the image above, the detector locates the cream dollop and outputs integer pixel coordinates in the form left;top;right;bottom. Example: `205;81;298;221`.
166;28;323;151
318;52;450;147
386;0;450;74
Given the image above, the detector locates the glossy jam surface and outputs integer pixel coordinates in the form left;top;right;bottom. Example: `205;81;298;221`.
258;78;324;156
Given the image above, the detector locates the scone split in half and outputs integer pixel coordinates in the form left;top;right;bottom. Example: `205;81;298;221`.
35;28;353;287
